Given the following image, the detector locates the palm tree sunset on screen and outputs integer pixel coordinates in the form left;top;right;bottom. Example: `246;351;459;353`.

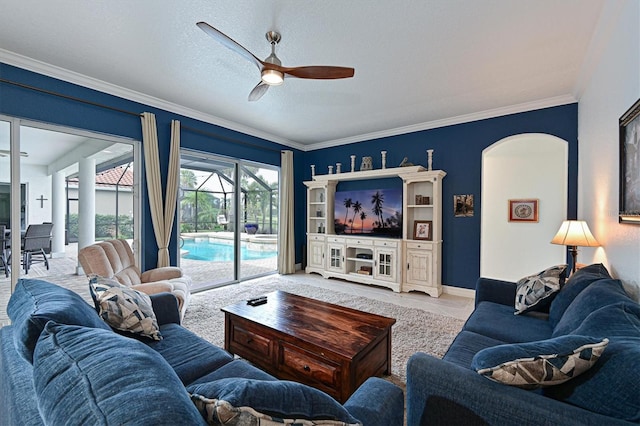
334;188;402;237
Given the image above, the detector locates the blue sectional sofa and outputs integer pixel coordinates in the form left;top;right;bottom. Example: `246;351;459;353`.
0;279;404;425
407;264;640;425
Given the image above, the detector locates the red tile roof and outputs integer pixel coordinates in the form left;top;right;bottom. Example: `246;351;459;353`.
67;166;134;187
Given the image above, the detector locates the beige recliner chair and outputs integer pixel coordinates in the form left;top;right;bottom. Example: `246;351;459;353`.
78;239;191;320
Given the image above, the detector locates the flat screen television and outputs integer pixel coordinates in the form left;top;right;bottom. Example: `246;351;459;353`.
334;184;402;238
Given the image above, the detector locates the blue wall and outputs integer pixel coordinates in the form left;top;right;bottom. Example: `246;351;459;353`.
1;63;577;288
0;63;304;270
303;104;578;289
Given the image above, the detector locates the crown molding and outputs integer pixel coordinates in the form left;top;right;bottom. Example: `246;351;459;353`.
1;49;577;153
0;49;307;151
306;94;578;151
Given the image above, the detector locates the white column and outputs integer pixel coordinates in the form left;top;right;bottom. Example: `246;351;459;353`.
77;158;95;274
51;171;66;258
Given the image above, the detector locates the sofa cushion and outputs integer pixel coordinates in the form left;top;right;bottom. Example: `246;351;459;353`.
144;323;234;385
548;263;611;327
544;336;640;422
89;276;162;341
552;279;632;337
443;330;507;369
187;378;361;425
6;278;110;363
191;359;278;385
0;327;43;426
33;322;205;426
464;302;553;343
572;302;640;339
514;264;567;314
472;335;608;389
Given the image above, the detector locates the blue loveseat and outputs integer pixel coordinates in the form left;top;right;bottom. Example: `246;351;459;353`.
407;264;640;425
0;279;404;425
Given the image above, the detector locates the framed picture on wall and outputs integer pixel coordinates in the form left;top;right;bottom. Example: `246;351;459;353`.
508;199;539;222
619;97;640;224
413;220;432;240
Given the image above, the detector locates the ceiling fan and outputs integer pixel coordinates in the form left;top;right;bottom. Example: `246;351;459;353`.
196;22;355;101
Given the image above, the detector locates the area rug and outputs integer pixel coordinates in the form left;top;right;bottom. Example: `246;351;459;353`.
182;275;465;383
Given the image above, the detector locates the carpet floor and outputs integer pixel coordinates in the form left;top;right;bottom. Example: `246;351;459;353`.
182;274;465;383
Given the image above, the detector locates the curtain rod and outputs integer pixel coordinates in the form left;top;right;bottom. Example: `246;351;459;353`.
0;77;141;117
2;78;285;155
181;124;282;154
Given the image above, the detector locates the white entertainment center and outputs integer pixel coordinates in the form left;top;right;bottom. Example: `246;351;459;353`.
304;165;446;296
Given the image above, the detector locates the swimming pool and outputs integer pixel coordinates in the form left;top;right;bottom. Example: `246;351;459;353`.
181;240;277;261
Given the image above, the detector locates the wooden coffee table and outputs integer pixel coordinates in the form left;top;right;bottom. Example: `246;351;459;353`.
221;290;396;402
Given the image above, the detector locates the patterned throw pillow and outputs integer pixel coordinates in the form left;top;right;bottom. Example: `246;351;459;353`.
89;276;162;341
514;265;567;314
187;378;361;426
472;335;608;389
190;397;359;426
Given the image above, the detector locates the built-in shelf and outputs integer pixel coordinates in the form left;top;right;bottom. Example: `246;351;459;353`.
312;166;425;182
346;257;374;263
305;166;445;296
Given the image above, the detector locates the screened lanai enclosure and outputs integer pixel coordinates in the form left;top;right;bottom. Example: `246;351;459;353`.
179;151;279;290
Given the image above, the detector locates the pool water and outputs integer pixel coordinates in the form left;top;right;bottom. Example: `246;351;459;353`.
181;240;277;261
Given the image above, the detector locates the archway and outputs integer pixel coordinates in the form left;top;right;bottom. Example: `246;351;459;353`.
481;133;568;280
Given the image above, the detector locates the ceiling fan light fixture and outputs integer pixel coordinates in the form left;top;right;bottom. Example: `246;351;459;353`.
261;69;284;86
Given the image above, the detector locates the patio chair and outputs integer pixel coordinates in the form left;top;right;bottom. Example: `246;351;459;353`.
0;225;9;277
78;239;191;320
22;223;53;274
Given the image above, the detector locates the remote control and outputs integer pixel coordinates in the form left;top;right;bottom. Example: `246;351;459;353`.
247;296;267;306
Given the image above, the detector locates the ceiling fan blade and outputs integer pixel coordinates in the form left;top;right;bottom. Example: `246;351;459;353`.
196;22;262;69
274;65;355;80
248;81;269;102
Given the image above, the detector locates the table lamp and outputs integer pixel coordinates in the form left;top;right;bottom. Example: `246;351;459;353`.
551;220;600;273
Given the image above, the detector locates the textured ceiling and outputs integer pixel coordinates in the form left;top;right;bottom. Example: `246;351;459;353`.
0;0;605;150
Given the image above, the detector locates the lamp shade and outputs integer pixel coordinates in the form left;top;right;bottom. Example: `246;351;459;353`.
551;220;600;247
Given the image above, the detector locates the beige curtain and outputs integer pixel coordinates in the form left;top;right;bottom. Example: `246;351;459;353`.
163;120;180;266
278;150;295;274
140;112;181;268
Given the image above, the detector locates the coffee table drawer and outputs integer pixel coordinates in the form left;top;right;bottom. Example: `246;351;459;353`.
279;343;340;389
230;324;271;357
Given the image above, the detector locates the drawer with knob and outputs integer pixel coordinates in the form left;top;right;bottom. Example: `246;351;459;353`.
278;343;340;390
230;324;271;358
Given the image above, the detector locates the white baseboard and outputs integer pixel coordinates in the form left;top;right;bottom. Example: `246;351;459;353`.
442;285;475;299
295;265;477;299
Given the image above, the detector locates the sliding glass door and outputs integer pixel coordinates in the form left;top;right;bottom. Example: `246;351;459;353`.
179;154;237;288
239;164;278;280
0;116;140;289
179;150;278;291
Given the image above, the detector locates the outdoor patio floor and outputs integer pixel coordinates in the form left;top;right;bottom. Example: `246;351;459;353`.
0;241;277;324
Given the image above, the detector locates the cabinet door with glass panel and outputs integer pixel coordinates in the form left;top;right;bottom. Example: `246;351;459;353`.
326;237;346;274
373;240;398;283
